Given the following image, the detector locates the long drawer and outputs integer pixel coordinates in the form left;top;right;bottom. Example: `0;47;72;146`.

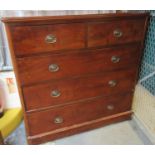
88;19;146;47
23;68;137;111
10;23;86;56
17;44;141;85
26;93;133;136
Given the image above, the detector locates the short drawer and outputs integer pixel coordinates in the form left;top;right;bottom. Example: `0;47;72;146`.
26;93;132;136
10;23;85;56
88;19;146;47
23;68;136;111
17;44;141;85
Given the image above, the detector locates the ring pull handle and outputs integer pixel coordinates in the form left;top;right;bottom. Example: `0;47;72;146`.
51;90;61;98
108;80;117;87
107;104;114;110
49;64;59;72
54;116;63;124
113;29;123;38
45;34;57;44
111;56;120;63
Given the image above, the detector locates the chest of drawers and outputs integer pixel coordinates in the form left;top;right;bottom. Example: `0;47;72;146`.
2;13;149;144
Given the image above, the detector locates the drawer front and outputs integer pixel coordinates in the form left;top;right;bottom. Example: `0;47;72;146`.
10;23;85;56
17;44;141;85
27;93;132;136
23;68;136;111
88;19;145;47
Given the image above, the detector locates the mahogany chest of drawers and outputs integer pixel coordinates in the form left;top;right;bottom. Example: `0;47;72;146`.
2;13;149;144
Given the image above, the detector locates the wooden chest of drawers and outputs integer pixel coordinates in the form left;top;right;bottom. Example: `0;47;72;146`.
2;13;149;144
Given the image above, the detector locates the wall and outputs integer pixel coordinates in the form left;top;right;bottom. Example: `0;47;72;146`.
132;11;155;143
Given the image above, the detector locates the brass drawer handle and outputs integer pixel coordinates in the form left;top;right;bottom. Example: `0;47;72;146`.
54;116;63;124
111;56;120;63
45;34;57;44
51;90;61;98
49;64;59;72
113;29;123;38
108;80;117;87
107;104;114;110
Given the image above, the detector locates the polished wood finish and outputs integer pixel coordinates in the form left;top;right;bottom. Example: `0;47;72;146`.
27;93;132;136
10;23;85;56
2;13;149;144
2;13;148;25
23;68;136;111
28;111;132;144
17;44;141;86
88;19;146;47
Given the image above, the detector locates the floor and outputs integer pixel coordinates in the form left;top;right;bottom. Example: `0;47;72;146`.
4;118;153;145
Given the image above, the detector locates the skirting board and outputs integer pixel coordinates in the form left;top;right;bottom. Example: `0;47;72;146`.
132;84;155;144
131;115;154;144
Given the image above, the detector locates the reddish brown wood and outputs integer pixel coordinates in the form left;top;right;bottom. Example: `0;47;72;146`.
23;68;136;111
26;93;133;136
1;13;149;25
27;111;132;144
88;19;146;47
10;23;86;56
17;44;141;86
2;13;149;144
